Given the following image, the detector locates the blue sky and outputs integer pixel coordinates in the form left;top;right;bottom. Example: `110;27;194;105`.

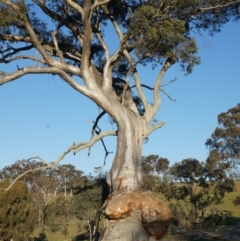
0;21;239;175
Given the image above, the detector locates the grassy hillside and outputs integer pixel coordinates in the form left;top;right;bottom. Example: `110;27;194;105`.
215;180;240;226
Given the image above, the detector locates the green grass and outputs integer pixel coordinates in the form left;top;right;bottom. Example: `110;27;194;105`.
32;219;84;241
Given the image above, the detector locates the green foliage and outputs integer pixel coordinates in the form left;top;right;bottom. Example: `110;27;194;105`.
128;4;200;73
161;158;235;228
72;181;103;221
44;196;73;222
142;155;169;175
206;103;240;178
0;179;37;241
142;155;169;191
0;1;26;27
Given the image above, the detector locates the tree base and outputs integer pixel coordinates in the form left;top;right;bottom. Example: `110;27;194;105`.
100;191;171;241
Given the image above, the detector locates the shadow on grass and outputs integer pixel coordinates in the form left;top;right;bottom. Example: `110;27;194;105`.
221;210;240;226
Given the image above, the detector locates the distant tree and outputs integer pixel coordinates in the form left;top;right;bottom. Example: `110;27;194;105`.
206;103;240;178
142;155;169;176
1;0;240;239
142;155;169;191
0;180;37;241
55;164;84;197
0;159;45;185
162;158;234;228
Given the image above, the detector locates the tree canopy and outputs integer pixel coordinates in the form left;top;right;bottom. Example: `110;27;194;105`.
206;103;240;178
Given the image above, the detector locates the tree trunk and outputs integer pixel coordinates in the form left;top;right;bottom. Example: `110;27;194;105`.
101;110;171;241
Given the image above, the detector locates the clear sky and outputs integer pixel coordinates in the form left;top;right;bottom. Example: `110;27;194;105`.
0;21;239;175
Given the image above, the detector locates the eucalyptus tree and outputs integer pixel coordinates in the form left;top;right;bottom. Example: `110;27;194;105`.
0;0;240;240
165;158;234;227
206;103;240;178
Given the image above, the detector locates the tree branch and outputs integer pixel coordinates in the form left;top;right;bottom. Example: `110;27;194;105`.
52;25;65;64
34;0;84;43
0;34;32;43
0;55;46;65
147;59;175;123
4;156;54;192
65;0;84;17
92;0;111;11
147;120;166;137
0;66;88;97
199;1;239;12
161;89;176;102
90;122;113;166
73;130;117;154
122;49;148;111
91;110;107;136
131;81;177;102
95;28;119;90
3;127;116;192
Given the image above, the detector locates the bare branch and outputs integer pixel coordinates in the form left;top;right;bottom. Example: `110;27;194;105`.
3;126;115;192
131;84;153;90
199;1;238;12
88;110;107;157
4;156;54;193
97;7;123;90
147;59;174;123
65;0;84;17
90;124;113;166
122;49;148;110
0;66;88;97
96;31;110;60
160;78;177;87
131;78;177;90
147;120;166;137
92;110;107;136
0;71;7;76
160;89;176;102
52;25;65;64
73;130;117;154
22;13;55;66
92;0;111;11
0;34;32;43
131;81;177;102
121;65;134;106
34;0;84;44
0;55;46;64
101;5;124;42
